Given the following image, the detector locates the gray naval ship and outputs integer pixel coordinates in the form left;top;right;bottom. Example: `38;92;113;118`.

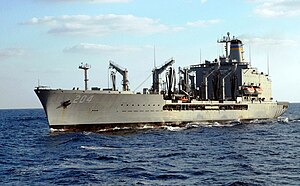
35;33;288;130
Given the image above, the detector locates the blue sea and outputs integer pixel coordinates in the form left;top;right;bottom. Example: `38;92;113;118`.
1;104;300;185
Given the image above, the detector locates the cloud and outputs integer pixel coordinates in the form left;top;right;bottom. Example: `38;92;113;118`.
186;19;220;27
239;34;298;46
201;0;208;4
40;0;131;3
0;48;27;60
250;0;300;17
23;14;181;36
63;43;144;54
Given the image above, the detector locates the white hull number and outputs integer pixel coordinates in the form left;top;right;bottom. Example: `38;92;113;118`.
73;95;94;104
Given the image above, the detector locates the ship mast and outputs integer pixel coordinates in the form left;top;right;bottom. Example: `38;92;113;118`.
217;32;231;61
79;63;90;91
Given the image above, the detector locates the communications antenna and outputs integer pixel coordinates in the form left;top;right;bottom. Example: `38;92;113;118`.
154;45;156;68
267;53;270;76
200;48;202;64
249;44;252;65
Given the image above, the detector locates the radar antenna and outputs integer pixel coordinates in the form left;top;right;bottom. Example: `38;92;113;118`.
79;63;90;90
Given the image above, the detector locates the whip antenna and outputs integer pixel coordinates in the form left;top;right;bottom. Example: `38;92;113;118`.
267;53;270;76
154;45;156;68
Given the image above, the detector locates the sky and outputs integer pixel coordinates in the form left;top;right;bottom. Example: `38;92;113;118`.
0;0;300;109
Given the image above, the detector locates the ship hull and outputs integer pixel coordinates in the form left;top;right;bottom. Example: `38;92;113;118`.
35;89;288;130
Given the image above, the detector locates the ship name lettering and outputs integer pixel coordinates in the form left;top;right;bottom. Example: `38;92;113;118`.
73;95;94;104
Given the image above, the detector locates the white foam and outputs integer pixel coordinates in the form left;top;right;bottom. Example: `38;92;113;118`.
80;145;102;150
249;119;259;124
141;125;155;129
81;145;121;150
112;126;131;130
80;145;115;150
162;126;186;131
97;128;111;132
230;119;241;124
83;131;92;135
187;121;240;128
185;123;202;129
277;117;289;123
96;126;131;132
50;128;67;132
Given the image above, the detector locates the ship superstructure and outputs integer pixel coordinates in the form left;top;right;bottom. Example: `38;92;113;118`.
35;33;288;130
190;33;272;103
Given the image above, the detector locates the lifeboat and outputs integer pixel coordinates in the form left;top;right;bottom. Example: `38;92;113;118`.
180;97;189;102
254;87;263;94
242;86;255;95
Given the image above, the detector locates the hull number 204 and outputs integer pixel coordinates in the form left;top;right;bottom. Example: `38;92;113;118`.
73;95;94;104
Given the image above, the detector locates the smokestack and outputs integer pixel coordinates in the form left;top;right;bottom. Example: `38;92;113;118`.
230;39;244;62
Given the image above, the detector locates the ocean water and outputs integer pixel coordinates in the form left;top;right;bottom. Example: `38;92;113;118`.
0;104;300;185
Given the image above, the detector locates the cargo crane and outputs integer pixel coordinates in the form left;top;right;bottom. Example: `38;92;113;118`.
178;67;197;101
110;71;116;91
165;67;176;99
151;58;175;94
109;60;129;91
203;62;220;100
178;67;190;94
